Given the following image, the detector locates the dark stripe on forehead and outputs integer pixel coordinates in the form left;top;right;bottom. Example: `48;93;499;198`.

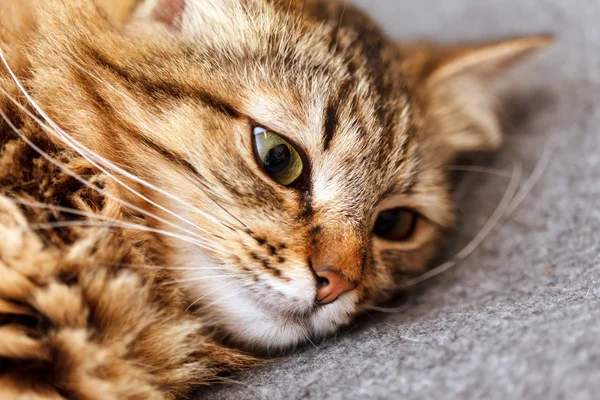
322;105;338;150
328;6;399;129
85;48;240;119
322;77;358;150
300;190;314;220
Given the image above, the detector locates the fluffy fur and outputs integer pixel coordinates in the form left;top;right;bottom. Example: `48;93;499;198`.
0;78;257;399
0;0;550;398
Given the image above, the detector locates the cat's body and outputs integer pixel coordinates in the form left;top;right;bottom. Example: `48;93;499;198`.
0;0;549;398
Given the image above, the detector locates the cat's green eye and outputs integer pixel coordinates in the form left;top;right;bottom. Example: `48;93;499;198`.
253;127;304;186
373;208;418;242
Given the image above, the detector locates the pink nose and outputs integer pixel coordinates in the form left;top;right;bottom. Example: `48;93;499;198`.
314;270;357;304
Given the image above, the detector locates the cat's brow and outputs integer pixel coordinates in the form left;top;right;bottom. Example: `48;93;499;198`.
84;47;240;119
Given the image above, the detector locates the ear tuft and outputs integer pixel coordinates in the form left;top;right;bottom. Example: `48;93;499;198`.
401;34;553;161
427;34;554;85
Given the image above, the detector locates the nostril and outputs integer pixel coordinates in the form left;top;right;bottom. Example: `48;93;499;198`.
316;276;330;289
314;270;357;305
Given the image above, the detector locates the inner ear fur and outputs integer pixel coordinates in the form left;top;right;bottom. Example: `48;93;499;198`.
400;35;553;162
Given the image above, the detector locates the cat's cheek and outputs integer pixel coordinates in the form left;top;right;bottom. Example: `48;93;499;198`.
183;251;317;310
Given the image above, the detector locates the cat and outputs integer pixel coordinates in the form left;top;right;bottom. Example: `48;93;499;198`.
0;0;550;398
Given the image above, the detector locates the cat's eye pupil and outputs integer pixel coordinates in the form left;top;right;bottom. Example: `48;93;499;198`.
374;208;417;242
253;128;304;187
374;210;397;235
263;144;291;174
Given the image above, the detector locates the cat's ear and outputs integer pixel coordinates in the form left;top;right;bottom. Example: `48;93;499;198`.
84;0;183;27
400;35;552;161
128;0;187;29
129;0;247;33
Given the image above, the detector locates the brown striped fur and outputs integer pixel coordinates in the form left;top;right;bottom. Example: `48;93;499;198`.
0;0;550;398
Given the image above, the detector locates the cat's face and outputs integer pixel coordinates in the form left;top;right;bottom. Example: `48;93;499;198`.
20;0;549;350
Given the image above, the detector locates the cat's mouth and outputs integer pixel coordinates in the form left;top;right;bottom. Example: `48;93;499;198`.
182;252;358;349
221;279;359;349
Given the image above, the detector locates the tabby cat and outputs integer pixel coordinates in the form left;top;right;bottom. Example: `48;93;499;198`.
0;0;550;398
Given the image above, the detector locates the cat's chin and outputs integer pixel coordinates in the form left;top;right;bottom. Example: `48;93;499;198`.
182;253;358;351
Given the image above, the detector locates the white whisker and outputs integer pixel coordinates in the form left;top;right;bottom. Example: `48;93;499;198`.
185;280;237;312
160;275;245;287
196;289;244;314
445;165;515;178
9;197;236;256
450;162;522;263
305;335;319;350
0;111;237;260
118;263;228;272
367;161;524;313
0;49;242;256
56;53;242;231
27;220;221;251
0;100;224;252
505;140;555;216
0;85;217;240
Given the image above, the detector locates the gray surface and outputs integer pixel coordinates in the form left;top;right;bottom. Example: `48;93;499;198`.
201;1;600;399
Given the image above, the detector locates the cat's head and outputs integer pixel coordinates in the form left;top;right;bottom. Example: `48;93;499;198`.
11;0;550;350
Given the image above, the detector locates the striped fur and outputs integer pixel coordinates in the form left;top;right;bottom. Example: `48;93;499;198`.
0;0;550;397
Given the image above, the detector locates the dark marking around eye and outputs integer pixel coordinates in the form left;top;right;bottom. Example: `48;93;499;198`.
211;169;247;199
360;247;369;275
309;225;321;249
138;136;203;178
300;191;314;220
310;231;321;253
323;105;338;150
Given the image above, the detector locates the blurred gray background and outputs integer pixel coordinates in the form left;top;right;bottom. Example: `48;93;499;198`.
202;0;600;398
